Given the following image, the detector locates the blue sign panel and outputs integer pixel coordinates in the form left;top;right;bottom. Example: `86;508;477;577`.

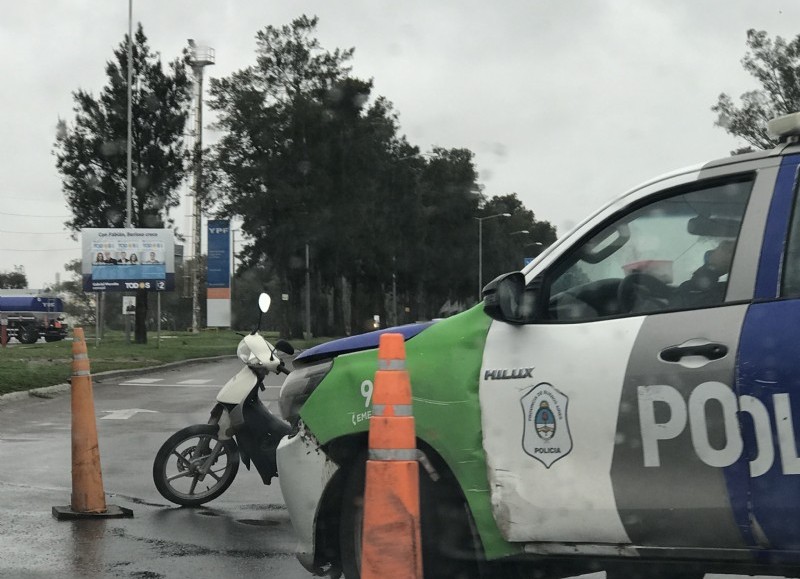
207;220;231;289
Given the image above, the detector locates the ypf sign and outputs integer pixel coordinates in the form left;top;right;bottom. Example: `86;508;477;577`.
207;220;231;327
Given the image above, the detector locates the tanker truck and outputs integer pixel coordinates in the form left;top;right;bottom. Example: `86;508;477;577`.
0;295;68;344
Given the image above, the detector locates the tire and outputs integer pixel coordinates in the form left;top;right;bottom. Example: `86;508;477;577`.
152;424;239;507
17;325;39;344
339;453;482;579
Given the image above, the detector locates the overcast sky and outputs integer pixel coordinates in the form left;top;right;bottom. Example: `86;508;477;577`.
1;0;798;289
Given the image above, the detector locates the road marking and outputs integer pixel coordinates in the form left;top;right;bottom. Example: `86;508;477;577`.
101;409;159;420
118;381;283;391
177;379;213;385
125;377;163;384
119;382;222;388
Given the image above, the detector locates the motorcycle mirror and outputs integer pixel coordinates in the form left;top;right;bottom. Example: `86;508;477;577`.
258;293;271;314
254;293;272;335
275;339;295;355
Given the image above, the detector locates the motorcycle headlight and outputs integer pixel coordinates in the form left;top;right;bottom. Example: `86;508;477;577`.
279;359;333;425
237;339;253;364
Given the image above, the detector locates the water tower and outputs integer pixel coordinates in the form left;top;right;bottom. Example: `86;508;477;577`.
187;39;214;333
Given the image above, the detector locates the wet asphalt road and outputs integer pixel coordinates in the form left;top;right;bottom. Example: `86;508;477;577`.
0;358;312;579
0;358;790;579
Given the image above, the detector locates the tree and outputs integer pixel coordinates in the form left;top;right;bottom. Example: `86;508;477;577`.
480;193;557;285
210;15;557;334
209;15;401;335
54;24;192;343
712;29;800;151
0;266;27;289
409;148;482;319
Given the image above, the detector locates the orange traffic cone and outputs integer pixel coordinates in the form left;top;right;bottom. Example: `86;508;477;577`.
53;327;133;520
360;333;423;579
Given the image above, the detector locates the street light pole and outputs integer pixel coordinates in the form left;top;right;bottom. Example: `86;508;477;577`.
477;213;511;300
124;0;133;344
392;255;397;326
231;229;240;310
126;0;133;229
305;242;311;340
478;219;483;300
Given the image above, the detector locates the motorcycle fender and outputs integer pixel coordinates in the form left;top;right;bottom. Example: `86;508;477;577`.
216;366;257;404
239;445;252;471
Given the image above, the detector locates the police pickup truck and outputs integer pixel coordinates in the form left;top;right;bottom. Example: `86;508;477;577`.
276;112;800;579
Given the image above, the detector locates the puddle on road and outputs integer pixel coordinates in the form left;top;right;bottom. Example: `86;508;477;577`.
238;503;286;511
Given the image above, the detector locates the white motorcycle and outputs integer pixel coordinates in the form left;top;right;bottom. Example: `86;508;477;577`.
152;293;293;506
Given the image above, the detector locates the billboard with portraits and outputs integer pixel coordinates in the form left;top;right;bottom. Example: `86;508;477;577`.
81;228;175;292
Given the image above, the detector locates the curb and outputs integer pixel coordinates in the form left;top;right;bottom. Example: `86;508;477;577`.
0;355;236;406
91;354;236;382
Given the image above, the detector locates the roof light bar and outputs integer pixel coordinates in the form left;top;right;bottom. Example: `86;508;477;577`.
767;112;800;141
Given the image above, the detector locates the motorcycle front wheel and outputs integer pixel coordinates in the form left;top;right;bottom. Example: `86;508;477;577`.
153;424;240;507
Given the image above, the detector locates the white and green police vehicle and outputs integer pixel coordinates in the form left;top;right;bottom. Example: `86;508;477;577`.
277;112;800;579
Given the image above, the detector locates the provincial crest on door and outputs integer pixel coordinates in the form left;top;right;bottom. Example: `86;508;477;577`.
521;382;572;468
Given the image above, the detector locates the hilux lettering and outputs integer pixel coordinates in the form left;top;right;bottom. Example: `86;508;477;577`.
484;367;535;380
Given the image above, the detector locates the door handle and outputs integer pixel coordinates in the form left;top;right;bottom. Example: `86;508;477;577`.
659;342;728;363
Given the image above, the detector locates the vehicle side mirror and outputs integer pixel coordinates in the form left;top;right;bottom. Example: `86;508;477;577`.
482;272;527;324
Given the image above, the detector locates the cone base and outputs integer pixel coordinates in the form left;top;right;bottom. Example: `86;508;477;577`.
52;504;134;520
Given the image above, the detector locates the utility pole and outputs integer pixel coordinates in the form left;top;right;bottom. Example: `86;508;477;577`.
188;39;214;333
304;243;312;340
124;0;133;344
126;0;133;230
392;256;397;326
231;229;239;309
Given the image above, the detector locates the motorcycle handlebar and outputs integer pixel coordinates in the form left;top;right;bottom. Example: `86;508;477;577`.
278;364;291;375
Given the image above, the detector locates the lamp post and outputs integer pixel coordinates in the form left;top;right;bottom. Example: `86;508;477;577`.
231;229;240;307
391;255;398;327
305;242;311;340
124;0;133;344
477;213;511;300
523;241;545;268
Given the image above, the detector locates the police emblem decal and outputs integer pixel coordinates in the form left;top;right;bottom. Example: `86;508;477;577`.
534;401;555;439
521;382;572;467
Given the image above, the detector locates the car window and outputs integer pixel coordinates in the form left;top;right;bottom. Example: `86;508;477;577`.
544;176;755;322
782;181;800;297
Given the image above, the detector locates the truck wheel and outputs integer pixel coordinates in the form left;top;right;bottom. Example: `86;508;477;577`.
17;325;39;344
339;452;482;579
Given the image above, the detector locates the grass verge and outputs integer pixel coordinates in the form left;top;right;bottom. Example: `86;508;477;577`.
0;330;332;396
